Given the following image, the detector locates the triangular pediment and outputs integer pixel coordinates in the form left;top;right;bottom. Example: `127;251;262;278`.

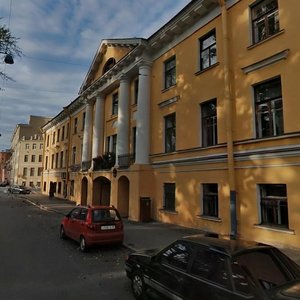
79;38;143;93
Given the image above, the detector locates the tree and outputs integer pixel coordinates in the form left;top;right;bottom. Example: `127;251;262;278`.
0;22;22;81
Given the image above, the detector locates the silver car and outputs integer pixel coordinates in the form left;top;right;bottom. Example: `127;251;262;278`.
8;185;31;194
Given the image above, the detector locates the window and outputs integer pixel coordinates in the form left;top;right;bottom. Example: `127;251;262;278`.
45;156;48;170
40;143;43;150
103;57;116;74
191;247;230;288
51;154;54;169
72;147;76;165
251;0;279;44
164;56;176;89
112;93;119;115
82;112;86;130
259;184;288;228
23;167;27;176
57;129;60;142
38;155;42;163
165;113;176;153
133;78;139;104
55;153;59;168
30;168;34;176
132;127;136;156
24;155;28;162
202;184;218;218
60;151;64;168
61;126;65;141
31;155;35;163
201;99;217;147
25;144;29;150
46;135;50;147
200;30;217;70
58;182;62;194
163;183;176;211
74;118;78;134
29;181;34;187
66;123;69;138
160;241;194;271
255;77;283;138
38;167;43;176
52;132;56;144
32;143;36;150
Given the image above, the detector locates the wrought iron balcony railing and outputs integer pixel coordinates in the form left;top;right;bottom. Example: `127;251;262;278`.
69;164;81;172
118;153;135;168
93;152;116;171
81;160;91;171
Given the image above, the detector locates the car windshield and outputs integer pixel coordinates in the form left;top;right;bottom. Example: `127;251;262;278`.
232;248;295;291
92;209;120;222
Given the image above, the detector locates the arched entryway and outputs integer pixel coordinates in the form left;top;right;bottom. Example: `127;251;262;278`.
118;176;129;218
81;177;88;205
93;176;111;205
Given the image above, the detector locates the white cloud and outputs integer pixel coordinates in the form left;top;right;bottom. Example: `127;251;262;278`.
0;0;190;149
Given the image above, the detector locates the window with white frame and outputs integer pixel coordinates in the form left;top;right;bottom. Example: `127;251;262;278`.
112;93;119;115
201;99;217;147
251;0;279;44
254;77;283;138
202;184;218;218
259;184;288;228
164;113;176;153
164;56;176;89
199;29;217;71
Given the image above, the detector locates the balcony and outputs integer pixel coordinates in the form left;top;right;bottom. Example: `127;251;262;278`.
93;152;116;171
118;153;135;168
69;164;81;172
81;160;91;171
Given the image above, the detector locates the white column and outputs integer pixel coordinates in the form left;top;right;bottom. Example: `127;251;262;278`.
81;99;93;164
92;93;105;159
135;62;151;164
116;75;130;166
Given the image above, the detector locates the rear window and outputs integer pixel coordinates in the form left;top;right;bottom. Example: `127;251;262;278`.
92;209;120;222
233;249;292;291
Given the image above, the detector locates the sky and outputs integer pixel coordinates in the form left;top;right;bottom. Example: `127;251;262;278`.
0;0;190;150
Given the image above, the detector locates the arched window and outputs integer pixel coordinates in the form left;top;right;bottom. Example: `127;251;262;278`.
103;58;116;74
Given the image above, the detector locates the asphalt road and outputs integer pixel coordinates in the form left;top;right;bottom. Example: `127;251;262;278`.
0;188;135;300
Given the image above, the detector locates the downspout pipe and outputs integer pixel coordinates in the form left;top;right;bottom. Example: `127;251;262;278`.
219;0;237;239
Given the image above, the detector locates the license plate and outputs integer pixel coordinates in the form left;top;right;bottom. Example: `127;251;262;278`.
101;225;115;230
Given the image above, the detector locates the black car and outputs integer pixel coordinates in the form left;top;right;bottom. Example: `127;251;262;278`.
125;235;300;300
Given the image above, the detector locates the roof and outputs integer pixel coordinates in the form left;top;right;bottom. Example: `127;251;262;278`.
182;234;273;256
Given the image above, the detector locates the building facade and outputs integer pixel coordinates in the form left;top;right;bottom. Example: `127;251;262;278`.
42;0;300;249
0;150;11;183
10;115;52;188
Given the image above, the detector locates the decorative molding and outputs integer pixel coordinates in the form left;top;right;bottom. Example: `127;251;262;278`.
158;96;180;108
242;49;289;74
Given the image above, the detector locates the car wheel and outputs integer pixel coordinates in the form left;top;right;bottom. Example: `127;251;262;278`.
132;272;147;300
60;226;66;239
79;236;87;252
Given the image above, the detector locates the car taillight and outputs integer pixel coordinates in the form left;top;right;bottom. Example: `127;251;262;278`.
116;221;123;230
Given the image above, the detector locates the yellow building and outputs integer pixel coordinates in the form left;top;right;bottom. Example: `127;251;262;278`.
42;0;300;249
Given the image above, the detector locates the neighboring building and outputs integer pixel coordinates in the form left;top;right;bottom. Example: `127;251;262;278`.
10;115;52;188
0;150;11;183
42;0;300;249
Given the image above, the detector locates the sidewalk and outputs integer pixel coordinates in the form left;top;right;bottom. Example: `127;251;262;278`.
22;192;300;264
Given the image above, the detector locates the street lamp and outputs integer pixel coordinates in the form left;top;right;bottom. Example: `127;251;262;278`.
3;53;14;64
1;52;14;64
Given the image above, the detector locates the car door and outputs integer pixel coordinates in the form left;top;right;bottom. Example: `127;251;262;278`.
146;240;194;299
187;247;255;300
65;207;82;240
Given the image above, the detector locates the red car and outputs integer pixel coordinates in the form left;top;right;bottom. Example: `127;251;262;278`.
60;205;124;252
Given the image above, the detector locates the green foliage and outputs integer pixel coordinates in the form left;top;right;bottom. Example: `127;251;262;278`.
0;21;22;80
